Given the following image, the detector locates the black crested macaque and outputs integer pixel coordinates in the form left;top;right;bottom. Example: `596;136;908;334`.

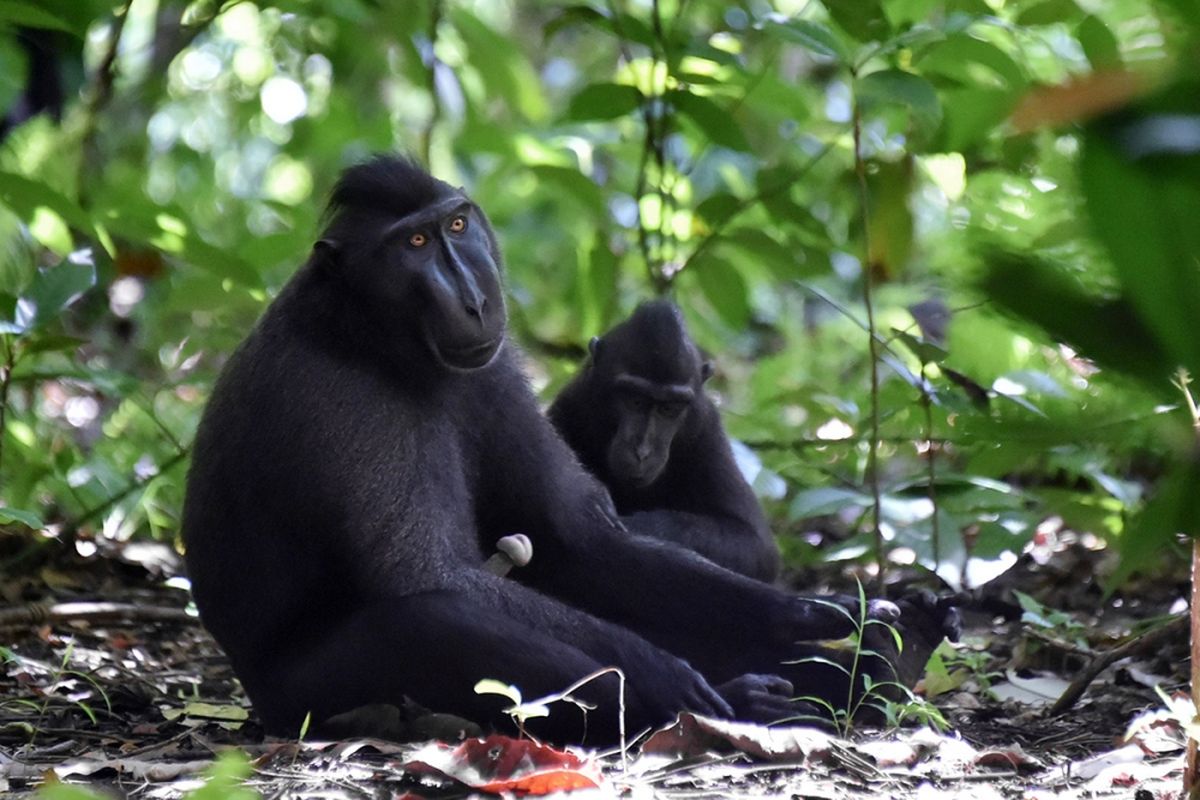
549;302;781;582
183;157;945;746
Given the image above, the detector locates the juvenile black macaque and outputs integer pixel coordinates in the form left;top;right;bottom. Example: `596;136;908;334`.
549;302;781;581
182;157;947;746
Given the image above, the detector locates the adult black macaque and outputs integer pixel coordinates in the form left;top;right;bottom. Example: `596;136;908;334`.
549;302;780;582
183;157;931;746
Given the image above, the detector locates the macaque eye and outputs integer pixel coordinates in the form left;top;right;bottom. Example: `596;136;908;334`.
628;395;651;413
409;232;428;247
659;402;687;420
449;216;468;233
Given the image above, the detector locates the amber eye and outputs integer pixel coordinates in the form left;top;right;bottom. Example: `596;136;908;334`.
659;402;687;420
449;215;467;233
409;232;427;247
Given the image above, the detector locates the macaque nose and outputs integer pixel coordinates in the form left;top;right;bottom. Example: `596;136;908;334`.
464;293;486;320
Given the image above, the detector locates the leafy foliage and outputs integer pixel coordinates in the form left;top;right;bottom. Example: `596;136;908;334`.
0;0;1195;589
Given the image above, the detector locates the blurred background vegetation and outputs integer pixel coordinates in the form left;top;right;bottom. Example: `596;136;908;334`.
1;0;1198;595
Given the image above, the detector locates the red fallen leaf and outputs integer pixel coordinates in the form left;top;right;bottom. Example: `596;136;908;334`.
976;747;1041;771
404;734;602;795
642;712;835;762
1110;772;1138;788
108;632;135;650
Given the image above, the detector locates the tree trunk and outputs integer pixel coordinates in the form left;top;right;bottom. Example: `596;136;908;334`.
1188;536;1200;799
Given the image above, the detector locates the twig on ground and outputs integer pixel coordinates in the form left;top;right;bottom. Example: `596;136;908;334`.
1048;613;1188;715
0;601;195;630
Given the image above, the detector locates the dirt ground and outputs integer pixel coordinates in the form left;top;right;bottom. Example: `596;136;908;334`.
0;532;1191;799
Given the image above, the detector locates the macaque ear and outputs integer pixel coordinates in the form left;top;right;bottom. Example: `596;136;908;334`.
313;239;340;270
588;336;602;362
700;360;714;383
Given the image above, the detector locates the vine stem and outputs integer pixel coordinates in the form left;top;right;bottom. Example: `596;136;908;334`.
78;1;130;197
607;0;661;289
1191;530;1200;799
420;1;443;167
921;364;941;578
61;449;189;536
647;0;675;289
682;139;837;275
0;336;14;478
851;85;885;584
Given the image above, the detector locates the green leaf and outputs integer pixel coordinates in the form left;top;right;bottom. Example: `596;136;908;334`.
1109;459;1200;589
19;333;86;355
723;229;808;280
555;9;657;47
235;231;307;272
979;252;1175;390
892;329;947;364
12;253;96;333
36;786;108;800
821;0;891;42
96;204;262;289
946;0;993;13
606;12;657;47
756;175;833;249
915;35;1026;91
1016;0;1083;25
764;18;849;62
179;237;262;289
667;90;750;151
740;73;815;124
676;40;739;75
0;33;28;115
1155;0;1200;32
968;520;1036;560
187;751;257;800
566;82;643;121
762;196;829;244
0;507;42;528
789;487;871;519
474;679;522;705
451;8;548;122
694;193;741;229
921;643;964;698
14;362;138;396
689;252;751;328
178;702;249;721
510;701;551;720
544;4;608;41
1013;589;1054;625
0;171;99;243
884;0;940;27
1081;101;1200;377
786;654;853;675
578;236;616;339
1077;15;1122;71
935;88;1019;152
866;156;914;277
528;166;606;216
857;69;942;137
0;1;82;35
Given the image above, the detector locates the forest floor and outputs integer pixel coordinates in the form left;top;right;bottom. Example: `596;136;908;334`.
0;530;1191;800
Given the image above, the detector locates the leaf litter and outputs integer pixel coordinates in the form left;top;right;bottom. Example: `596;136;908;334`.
0;534;1190;799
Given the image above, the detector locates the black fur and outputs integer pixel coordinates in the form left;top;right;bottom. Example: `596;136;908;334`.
550;302;781;581
182;157;933;745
